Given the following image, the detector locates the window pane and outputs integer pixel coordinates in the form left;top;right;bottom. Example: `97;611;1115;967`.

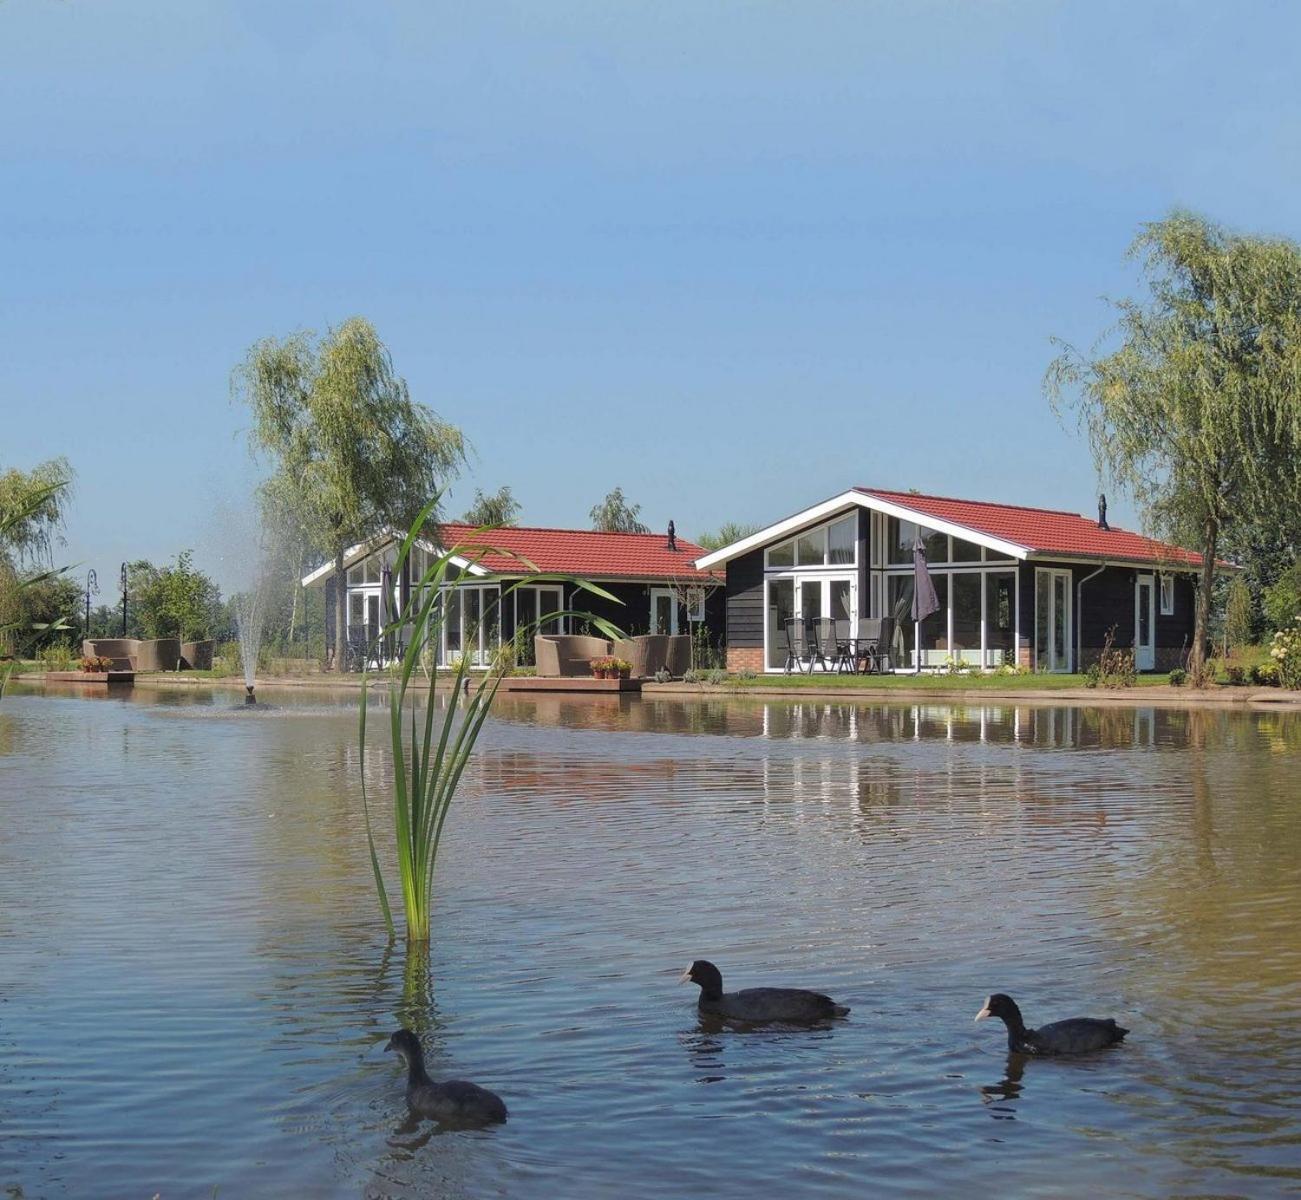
767;578;794;670
482;590;500;662
952;573;981;663
541;587;564;635
919;574;948;666
952;537;982;562
886;574;915;668
516;587;537;633
887;518;916;564
795;530;824;566
445;589;461;654
348;592;364;623
985;571;1016;666
923;527;947;564
767;539;794;568
828;516;856;564
800;579;822;621
830;579;852;622
1035;572;1051;671
347;566;362;586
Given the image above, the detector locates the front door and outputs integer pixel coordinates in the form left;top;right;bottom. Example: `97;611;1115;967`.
1135;574;1155;671
650;588;678;635
1035;569;1072;672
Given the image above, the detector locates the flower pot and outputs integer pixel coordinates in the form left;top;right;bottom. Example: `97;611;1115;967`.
617;667;631;679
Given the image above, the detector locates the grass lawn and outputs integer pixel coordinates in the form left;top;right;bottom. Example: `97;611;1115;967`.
720;671;1175;690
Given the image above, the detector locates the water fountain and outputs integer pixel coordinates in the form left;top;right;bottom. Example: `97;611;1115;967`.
234;585;265;705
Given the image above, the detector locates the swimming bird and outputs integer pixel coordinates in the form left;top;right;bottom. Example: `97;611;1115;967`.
974;993;1128;1056
680;959;850;1022
384;1029;508;1125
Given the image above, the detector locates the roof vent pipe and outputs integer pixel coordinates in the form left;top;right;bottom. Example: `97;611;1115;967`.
1098;493;1110;531
667;520;677;551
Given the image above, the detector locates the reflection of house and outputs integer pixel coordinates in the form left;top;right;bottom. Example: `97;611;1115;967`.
696;488;1209;674
301;523;722;668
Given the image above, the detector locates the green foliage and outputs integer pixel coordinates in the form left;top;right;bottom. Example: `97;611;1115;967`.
130;551;221;640
1224;575;1254;648
0;457;73;564
1048;211;1301;673
461;486;520;527
235;317;467;667
1083;627;1137;689
589;486;650;534
1168;666;1187;686
1262;560;1301;634
1269;618;1301;689
695;521;761;552
1250;660;1280;686
359;499;621;942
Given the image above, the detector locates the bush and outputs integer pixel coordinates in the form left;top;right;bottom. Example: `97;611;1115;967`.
735;668;757;682
1269;618;1301;689
1223;664;1247;685
652;667;672;684
1084;627;1136;689
1250;661;1280;686
39;643;79;671
1167;666;1187;686
682;668;702;683
705;668;728;686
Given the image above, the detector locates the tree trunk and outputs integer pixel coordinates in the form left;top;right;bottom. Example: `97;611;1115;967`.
333;547;347;672
1191;517;1218;680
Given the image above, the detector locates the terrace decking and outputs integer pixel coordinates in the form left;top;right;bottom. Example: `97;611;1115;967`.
498;676;642;694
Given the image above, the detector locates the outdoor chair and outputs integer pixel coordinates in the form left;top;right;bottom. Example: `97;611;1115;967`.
813;618;852;673
855;618;888;674
783;617;809;674
534;634;613;677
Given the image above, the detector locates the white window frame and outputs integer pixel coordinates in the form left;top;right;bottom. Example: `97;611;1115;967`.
764;514;858;571
1159;574;1174;615
649;587;679;635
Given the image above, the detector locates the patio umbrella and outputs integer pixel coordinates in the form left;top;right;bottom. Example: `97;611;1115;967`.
911;537;940;672
380;562;393;661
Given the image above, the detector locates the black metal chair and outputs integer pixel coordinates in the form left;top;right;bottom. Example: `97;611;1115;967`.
855;617;884;673
783;617;809;674
811;617;851;673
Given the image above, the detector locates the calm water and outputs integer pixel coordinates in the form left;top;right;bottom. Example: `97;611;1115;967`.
2;685;1299;1199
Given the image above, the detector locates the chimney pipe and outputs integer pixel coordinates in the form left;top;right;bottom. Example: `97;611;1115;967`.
1097;493;1109;531
667;520;677;551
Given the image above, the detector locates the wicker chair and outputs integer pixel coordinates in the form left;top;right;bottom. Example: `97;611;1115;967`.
535;635;613;677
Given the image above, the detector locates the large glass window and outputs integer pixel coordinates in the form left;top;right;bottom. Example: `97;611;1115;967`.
795;530;824;566
767;540;794;568
951;574;981;663
918;574;948;667
985;571;1016;666
828;516;856;565
887;518;917;565
952;537;982;563
886;575;916;667
830;578;852;623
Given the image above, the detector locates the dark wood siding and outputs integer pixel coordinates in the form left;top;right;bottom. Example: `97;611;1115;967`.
726;550;765;648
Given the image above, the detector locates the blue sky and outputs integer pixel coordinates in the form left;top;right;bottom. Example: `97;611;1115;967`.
4;1;1300;592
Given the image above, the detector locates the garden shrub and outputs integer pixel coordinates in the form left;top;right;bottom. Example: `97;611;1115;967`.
1250;661;1280;686
1269;618;1301;689
1167;666;1187;686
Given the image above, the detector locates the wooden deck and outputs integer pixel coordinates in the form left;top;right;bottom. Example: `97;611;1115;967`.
44;671;136;685
498;676;641;694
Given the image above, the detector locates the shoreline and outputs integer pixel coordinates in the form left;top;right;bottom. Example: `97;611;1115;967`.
34;671;1301;710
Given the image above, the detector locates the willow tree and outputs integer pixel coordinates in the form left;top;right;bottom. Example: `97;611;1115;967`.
234;318;466;669
1047;211;1301;675
461;485;520;527
590;486;649;534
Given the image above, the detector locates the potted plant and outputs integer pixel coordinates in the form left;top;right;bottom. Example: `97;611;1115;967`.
611;657;632;680
79;655;113;673
591;655;615;679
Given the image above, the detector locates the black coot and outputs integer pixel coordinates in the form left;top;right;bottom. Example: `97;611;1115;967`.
975;993;1128;1055
385;1029;508;1125
681;960;850;1022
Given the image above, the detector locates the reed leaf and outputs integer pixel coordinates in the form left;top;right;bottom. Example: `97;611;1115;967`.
359;499;622;942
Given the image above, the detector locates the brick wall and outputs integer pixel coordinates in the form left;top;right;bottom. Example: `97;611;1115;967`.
727;645;765;674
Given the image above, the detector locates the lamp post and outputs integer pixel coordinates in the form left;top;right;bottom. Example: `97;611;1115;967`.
84;569;98;648
120;563;128;638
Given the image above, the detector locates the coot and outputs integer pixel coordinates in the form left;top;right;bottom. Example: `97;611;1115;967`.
385;1029;508;1125
680;960;850;1022
975;993;1128;1055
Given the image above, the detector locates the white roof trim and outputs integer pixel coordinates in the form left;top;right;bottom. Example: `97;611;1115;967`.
693;490;1030;569
300;530;490;588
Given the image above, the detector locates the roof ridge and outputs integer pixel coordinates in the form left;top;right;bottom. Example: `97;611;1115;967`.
437;521;704;546
856;485;1089;521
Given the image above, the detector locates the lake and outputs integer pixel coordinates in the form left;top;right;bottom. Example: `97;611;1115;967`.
1;685;1298;1198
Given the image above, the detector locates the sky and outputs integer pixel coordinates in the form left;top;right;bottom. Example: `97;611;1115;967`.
4;1;1301;593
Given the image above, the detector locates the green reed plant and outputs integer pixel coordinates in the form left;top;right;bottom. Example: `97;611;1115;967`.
359;499;621;942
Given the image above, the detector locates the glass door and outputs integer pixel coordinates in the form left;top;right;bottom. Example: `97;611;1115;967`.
650;588;678;635
1035;569;1072;672
1135;574;1155;671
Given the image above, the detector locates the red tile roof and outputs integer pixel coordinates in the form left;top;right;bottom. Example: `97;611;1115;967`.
856;488;1206;567
434;523;718;580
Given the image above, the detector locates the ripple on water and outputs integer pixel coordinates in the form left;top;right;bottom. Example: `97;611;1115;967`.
0;689;1298;1198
